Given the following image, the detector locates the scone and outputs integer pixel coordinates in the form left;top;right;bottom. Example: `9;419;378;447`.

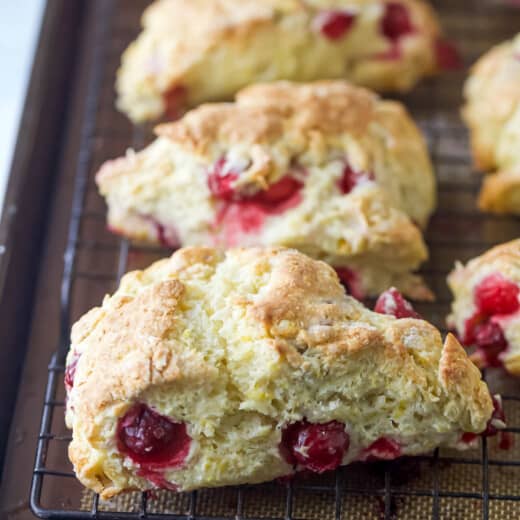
462;33;520;213
65;246;496;499
447;239;520;375
98;81;436;300
478;168;520;215
116;0;459;123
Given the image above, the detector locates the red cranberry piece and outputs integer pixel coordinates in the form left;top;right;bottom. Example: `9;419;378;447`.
338;164;375;194
462;311;486;345
223;202;266;235
483;396;507;437
251;176;303;205
434;39;463;70
214;174;303;245
381;3;414;41
163;85;187;120
461;432;478;444
474;321;508;351
499;432;514;450
154;221;180;249
475;274;520;316
484;395;513;450
207;157;240;201
64;351;80;393
363;437;401;461
281;420;349;473
374;288;421;319
314;10;356;41
334;267;365;300
117;403;191;468
463;312;508;368
141;216;180;249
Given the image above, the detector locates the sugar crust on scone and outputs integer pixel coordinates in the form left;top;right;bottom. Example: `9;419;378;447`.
116;0;443;122
66;246;493;499
447;239;520;374
98;81;436;300
462;33;520;213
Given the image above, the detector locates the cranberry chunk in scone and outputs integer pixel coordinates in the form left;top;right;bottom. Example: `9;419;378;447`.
210;162;304;245
281;420;350;473
461;274;519;369
448;242;520;375
64;350;80;393
117;403;191;469
338;164;375;195
334;267;365;301
475;274;519;316
207;157;241;201
374;287;422;319
361;437;402;461
381;2;415;41
313;10;357;41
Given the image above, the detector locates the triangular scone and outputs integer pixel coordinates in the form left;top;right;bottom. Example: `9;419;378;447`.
462;33;520;172
462;34;520;214
448;239;520;374
66;247;493;499
116;0;449;123
97;81;435;299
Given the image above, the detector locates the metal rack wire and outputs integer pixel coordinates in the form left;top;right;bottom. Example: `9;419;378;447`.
29;0;520;518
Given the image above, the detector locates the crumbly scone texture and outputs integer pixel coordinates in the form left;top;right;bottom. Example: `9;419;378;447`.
98;81;435;300
462;33;520;213
116;0;441;122
66;246;493;499
447;239;520;374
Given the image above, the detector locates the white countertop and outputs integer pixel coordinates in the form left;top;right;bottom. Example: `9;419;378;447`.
0;0;46;213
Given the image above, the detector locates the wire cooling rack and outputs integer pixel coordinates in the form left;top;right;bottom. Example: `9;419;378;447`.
29;0;520;518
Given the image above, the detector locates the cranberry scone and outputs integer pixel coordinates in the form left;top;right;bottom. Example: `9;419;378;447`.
462;33;520;213
447;239;520;375
98;81;436;300
65;246;495;499
116;0;459;123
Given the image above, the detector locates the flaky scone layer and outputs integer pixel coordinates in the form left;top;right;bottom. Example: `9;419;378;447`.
98;81;435;300
462;33;520;214
116;0;442;122
448;240;520;374
66;247;492;499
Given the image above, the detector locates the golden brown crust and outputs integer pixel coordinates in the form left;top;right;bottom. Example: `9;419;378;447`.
97;81;435;299
439;334;494;428
116;0;442;122
156;81;376;156
462;33;520;215
478;168;520;215
248;248;380;356
73;279;187;428
449;240;520;279
67;247;494;498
